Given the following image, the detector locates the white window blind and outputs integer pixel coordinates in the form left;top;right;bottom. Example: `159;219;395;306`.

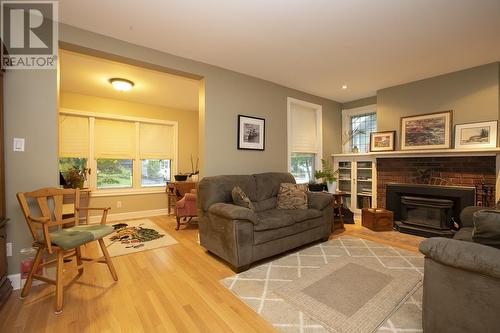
59;115;89;157
139;123;175;159
290;104;321;153
94;119;136;159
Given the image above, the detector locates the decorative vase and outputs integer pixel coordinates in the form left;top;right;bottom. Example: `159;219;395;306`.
352;146;359;153
327;181;337;193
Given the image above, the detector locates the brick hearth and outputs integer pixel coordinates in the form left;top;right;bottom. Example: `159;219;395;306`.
377;156;496;208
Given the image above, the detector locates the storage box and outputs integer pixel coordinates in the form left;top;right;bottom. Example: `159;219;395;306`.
362;208;394;231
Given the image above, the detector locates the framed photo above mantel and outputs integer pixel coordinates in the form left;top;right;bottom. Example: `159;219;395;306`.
400;111;453;150
237;115;265;150
454;120;498;149
370;131;396;152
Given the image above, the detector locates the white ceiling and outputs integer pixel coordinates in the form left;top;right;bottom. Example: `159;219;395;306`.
59;0;500;103
59;50;200;111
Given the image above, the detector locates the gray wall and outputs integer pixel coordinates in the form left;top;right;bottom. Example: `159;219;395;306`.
377;63;500;149
4;70;58;276
342;96;377;110
4;24;341;275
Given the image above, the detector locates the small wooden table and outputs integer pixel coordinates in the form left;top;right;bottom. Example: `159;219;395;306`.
331;191;350;231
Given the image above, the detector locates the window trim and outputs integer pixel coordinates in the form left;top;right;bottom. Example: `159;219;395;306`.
341;104;377;153
286;97;323;180
60;108;178;195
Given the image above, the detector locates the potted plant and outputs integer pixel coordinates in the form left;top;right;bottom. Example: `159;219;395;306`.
314;159;339;193
63;166;88;189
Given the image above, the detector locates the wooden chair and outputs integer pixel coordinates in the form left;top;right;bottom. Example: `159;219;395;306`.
16;187;118;314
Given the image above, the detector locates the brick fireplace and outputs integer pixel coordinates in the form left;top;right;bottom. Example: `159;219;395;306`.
377;156;497;209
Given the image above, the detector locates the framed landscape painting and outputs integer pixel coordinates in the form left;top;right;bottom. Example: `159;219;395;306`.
238;115;265;150
454;120;497;149
400;111;452;150
370;131;396;152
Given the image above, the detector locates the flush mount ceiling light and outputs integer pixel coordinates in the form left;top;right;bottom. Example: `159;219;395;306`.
341;84;348;90
109;78;134;92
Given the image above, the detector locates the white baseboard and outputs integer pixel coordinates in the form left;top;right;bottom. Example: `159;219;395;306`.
88;208;169;223
8;273;48;291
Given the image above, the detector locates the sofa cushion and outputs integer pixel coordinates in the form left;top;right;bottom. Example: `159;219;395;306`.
252;197;277;212
254;208;322;232
254;215;324;245
276;183;308;210
453;227;473;242
472;210;500;249
284;208;322;223
253;172;296;202
254;209;295;231
232;186;255;211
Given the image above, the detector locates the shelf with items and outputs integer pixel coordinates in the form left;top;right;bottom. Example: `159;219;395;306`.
333;156;377;214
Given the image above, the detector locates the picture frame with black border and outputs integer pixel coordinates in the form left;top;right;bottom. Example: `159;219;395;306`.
237;115;265;150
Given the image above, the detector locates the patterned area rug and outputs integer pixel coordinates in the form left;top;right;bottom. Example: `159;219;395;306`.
102;219;178;257
221;236;424;333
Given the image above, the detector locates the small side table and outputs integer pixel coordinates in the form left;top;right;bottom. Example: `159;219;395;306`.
331;191;350;231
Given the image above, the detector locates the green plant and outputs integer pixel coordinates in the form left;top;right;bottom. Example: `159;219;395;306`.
314;159;339;183
63;166;88;189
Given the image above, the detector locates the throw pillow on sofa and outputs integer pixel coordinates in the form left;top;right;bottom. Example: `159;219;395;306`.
276;183;308;210
232;186;255;211
472;209;500;249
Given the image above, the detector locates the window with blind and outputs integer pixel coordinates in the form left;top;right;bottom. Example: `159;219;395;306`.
59;113;177;192
59;115;89;174
288;99;322;183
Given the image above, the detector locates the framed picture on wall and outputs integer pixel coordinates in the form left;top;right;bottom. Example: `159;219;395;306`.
400;111;453;150
370;131;396;152
238;115;265;150
454;120;498;149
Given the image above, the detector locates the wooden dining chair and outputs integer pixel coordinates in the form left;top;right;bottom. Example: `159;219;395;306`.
16;187;118;314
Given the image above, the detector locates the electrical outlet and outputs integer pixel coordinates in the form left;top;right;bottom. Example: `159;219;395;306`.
6;242;12;257
116;201;122;208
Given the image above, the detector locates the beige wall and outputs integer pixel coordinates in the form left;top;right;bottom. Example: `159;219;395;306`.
377;63;500;149
59;92;199;217
60;92;199;173
4;24;341;275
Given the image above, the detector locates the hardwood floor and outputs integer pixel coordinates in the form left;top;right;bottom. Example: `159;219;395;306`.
0;216;423;333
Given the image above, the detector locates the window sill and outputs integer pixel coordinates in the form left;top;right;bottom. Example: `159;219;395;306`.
91;187;166;197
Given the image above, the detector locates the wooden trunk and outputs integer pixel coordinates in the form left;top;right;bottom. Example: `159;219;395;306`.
362;208;394;231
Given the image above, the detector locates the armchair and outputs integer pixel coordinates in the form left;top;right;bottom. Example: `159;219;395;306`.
175;189;197;230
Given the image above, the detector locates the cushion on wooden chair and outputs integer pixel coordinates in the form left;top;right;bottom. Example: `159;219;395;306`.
40;224;114;250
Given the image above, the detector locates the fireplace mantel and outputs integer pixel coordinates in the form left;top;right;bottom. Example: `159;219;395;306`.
332;148;500;159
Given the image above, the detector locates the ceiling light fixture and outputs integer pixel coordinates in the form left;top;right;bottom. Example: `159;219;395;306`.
341;85;348;90
109;78;134;92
